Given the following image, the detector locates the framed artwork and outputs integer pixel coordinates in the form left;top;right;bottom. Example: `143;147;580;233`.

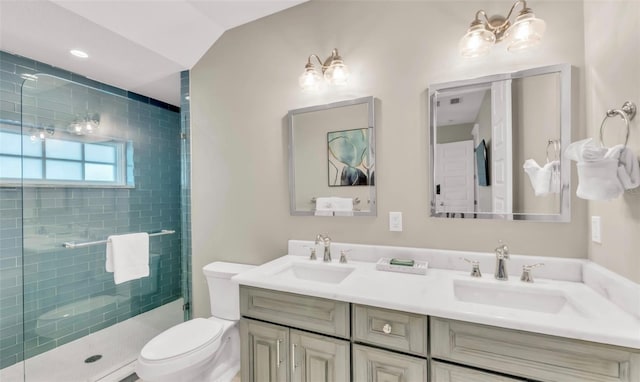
327;128;374;186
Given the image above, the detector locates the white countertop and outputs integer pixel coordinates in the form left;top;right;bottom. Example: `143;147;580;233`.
233;241;640;350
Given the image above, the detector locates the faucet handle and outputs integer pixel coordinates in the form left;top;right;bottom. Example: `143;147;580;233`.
339;249;351;264
520;263;544;283
460;257;482;278
303;245;317;260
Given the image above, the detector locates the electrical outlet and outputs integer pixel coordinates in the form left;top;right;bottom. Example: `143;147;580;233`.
591;216;602;243
389;212;403;232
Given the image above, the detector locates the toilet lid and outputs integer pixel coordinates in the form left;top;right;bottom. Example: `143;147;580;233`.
140;318;223;361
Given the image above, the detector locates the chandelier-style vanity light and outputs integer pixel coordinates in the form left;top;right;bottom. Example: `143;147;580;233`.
459;0;546;58
29;126;54;142
68;113;100;135
299;48;350;91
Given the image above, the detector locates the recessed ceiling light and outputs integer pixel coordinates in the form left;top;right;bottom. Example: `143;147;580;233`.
70;49;89;58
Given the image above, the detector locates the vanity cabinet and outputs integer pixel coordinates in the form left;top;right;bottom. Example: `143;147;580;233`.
431;317;640;382
240;286;640;382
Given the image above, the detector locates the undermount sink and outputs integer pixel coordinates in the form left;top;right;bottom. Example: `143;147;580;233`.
274;262;355;284
453;279;572;314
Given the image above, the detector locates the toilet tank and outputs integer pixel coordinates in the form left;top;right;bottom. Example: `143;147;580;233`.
203;262;255;320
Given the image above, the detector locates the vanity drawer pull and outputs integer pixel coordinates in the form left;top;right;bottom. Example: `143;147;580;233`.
382;323;392;334
276;339;281;368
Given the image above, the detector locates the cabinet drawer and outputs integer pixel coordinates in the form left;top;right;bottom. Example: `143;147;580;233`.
240;286;350;338
353;344;428;382
353;304;427;356
431;317;640;382
432;361;526;382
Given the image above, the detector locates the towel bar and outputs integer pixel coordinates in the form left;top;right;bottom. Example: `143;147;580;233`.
62;229;175;249
599;101;636;149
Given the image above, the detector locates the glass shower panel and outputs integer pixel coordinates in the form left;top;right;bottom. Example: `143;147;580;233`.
17;74;184;381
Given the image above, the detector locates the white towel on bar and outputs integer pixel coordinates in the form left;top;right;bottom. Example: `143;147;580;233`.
106;232;149;284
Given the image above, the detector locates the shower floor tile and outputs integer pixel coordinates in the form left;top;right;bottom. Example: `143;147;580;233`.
0;299;183;382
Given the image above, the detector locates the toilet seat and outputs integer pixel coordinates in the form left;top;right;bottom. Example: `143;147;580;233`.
140;318;223;362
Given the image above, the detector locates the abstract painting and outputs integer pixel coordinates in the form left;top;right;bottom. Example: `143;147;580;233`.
327;128;374;186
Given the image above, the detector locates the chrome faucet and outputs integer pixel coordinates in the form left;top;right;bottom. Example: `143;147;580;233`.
494;241;510;280
315;234;332;262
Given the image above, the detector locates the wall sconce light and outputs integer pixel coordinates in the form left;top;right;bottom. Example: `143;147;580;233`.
68;113;100;135
299;48;350;91
459;0;546;58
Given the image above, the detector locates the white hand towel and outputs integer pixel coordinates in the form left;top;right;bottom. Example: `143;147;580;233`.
315;197;334;211
576;159;624;200
106;232;149;284
330;197;354;211
607;145;640;190
565;138;607;162
523;159;553;196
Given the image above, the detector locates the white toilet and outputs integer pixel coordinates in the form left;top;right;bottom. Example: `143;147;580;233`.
136;261;255;382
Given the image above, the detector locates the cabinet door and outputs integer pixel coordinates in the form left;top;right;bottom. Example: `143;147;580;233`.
290;330;350;382
241;318;289;382
353;344;427;382
432;361;526;382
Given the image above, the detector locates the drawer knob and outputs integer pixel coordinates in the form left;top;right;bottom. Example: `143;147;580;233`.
382;323;392;334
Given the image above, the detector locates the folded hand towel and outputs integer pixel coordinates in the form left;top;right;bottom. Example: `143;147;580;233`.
523;159;557;196
576;159;624;200
607;145;640;190
565;138;607;162
315;197;335;211
330;197;354;211
106;233;149;284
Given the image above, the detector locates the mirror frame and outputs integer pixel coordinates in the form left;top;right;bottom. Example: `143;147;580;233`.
429;64;572;222
288;96;377;216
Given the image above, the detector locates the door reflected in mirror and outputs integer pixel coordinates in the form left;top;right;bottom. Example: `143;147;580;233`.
288;96;376;216
430;64;571;221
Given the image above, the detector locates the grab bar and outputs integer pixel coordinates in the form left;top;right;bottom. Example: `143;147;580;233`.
62;229;175;249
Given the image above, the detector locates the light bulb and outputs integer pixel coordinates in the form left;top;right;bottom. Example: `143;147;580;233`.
505;11;546;52
39;132;45;140
459;22;496;58
30;134;37;142
298;65;321;91
324;60;349;86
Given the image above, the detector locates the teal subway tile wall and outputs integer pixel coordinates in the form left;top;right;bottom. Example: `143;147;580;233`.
0;50;183;369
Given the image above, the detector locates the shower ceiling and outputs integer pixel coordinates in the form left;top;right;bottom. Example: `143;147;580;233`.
0;0;306;106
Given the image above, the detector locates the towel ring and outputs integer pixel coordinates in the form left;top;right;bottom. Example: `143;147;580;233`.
545;139;560;163
599;101;636;148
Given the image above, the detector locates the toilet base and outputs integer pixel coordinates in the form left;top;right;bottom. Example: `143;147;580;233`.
137;320;240;382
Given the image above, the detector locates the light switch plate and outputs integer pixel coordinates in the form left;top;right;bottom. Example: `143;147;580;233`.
389;212;403;232
591;216;602;243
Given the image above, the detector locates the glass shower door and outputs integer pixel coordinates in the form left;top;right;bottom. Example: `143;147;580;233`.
16;74;184;381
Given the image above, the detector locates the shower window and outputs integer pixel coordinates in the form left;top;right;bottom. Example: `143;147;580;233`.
0;130;132;187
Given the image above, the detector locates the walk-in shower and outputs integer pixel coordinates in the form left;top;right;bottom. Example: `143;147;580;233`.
0;51;190;381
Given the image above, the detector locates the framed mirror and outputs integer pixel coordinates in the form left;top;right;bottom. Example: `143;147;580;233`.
429;64;571;221
288;96;376;216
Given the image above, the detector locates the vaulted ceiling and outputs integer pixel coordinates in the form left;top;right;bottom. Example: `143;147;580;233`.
0;0;305;106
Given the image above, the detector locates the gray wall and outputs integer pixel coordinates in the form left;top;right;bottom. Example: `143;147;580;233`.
584;2;640;282
190;1;591;318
